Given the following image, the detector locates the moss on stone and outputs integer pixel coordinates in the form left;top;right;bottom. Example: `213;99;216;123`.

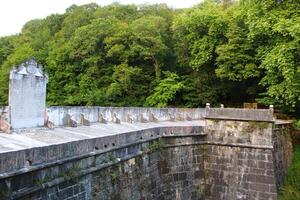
145;140;164;154
248;121;269;130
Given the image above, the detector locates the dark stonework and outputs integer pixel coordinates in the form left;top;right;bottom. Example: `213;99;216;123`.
204;146;277;200
272;123;293;191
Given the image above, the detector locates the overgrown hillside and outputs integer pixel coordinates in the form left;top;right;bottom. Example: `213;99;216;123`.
0;0;299;114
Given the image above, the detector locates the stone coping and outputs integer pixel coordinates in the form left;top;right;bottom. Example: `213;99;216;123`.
275;120;293;125
205;108;274;122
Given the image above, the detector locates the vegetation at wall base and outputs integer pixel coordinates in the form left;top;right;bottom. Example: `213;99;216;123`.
279;145;300;200
290;120;300;146
0;0;299;114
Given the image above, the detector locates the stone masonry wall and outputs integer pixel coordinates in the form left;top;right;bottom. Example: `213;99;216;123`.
272;123;293;191
204;146;277;200
0;109;293;200
2;139;290;200
203;119;279;200
8;144;207;200
0;126;207;200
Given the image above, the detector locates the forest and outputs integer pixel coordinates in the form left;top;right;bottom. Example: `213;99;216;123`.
0;0;299;115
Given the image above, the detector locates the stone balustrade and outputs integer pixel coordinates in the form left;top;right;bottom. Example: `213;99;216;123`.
46;106;206;127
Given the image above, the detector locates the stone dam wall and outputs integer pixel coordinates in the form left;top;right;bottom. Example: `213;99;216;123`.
0;108;293;200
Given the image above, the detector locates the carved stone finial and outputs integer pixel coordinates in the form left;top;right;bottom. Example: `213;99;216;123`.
80;114;90;126
206;103;210;108
45;109;54;129
176;113;184;121
168;113;175;122
0;115;11;134
67;114;77;127
149;113;158;122
220;104;224;108
140;114;148;123
11;59;47;78
112;113;120;124
127;114;134;123
46;121;55;129
99;113;107;124
186;114;192;121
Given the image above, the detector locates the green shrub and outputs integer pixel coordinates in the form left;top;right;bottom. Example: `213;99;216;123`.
279;145;300;200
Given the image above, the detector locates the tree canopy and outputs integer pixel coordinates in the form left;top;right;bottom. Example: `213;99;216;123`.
0;0;299;113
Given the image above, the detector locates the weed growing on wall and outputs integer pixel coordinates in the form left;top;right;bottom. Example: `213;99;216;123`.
34;175;52;187
107;153;117;163
109;171;118;183
145;140;164;154
60;164;80;180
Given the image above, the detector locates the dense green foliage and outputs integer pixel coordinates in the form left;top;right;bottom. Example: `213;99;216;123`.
0;0;299;113
279;145;300;200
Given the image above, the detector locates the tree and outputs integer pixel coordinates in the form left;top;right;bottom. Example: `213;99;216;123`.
0;36;16;67
0;44;35;104
173;1;230;106
243;0;300;111
106;64;147;106
216;5;259;81
146;71;184;107
0;1;299;113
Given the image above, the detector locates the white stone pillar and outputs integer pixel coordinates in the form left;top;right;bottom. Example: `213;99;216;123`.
9;59;48;129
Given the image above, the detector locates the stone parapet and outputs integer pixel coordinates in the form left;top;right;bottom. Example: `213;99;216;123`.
46;106;206;127
205;108;274;122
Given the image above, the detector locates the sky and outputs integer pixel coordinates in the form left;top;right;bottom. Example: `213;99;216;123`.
0;0;202;37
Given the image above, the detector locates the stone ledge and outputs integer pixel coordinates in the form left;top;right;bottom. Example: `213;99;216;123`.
0;134;273;181
0;123;204;175
205;108;274;122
